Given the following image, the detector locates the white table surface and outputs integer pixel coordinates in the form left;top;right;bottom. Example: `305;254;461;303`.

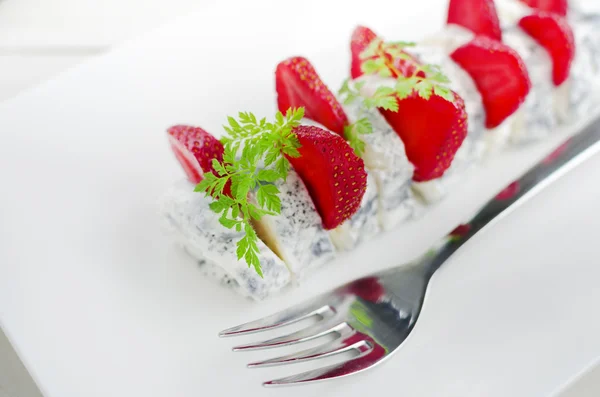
0;1;599;396
0;2;215;396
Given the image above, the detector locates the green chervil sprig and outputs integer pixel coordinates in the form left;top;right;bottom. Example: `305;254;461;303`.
339;39;455;126
359;38;454;102
195;108;304;277
338;39;455;157
338;80;375;157
343;117;373;157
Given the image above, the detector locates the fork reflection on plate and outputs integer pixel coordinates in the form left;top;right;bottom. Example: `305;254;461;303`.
220;117;600;387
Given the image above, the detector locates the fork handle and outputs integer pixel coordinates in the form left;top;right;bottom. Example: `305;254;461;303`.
421;117;600;278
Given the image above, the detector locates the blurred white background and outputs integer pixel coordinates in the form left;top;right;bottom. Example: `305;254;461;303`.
0;2;216;395
0;0;218;102
0;0;599;396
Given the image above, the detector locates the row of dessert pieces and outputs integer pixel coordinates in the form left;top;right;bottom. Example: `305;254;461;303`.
164;0;585;298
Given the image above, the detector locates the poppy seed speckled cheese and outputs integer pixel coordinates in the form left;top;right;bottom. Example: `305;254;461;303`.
343;91;418;230
298;118;387;243
502;26;558;144
302;117;400;238
409;45;486;203
160;180;291;300
329;171;380;250
495;0;572;143
567;13;600;122
372;168;416;230
412;45;486;161
253;169;336;279
414;25;516;153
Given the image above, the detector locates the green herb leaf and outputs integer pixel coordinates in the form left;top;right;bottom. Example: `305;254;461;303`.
256;184;281;213
275;157;290;180
242;223;262;277
349;37;457;113
364;87;399;112
198;108;304;276
231;204;240;219
338;78;363;105
354;117;373;135
209;200;225;213
373;86;395;97
257;169;280;182
344;117;373;157
361;59;384;75
386;41;416;47
433;85;455;102
416;80;434;100
359;38;382;60
218;210;238;228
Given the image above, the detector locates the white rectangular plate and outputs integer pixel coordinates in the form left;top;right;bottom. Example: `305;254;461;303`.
1;1;600;396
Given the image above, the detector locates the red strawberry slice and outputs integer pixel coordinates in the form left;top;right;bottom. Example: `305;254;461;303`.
350;25;420;80
519;12;575;86
167;125;224;183
286;125;367;230
451;36;531;129
447;0;502;41
380;92;468;182
519;0;568;16
351;26;379;79
276;57;349;136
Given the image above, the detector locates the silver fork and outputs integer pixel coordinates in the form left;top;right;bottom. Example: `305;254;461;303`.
220;117;600;387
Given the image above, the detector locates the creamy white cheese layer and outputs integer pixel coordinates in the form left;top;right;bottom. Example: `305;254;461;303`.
410;45;487;202
408;27;528;200
420;24;474;53
255;169;336;279
483;116;515;154
160;180;291;300
412;44;486;148
347;67;481;204
568;13;600;122
495;0;532;27
430;9;567;147
297;118;386;247
502;24;558;144
494;0;576;144
342;88;418;230
371;166;417;231
329;171;380;250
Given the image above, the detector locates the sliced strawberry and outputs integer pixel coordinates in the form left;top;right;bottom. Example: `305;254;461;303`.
519;0;568;16
351;26;378;79
380;93;468;182
286;125;367;230
167;125;224;183
451;36;531;128
447;0;502;41
350;25;420;80
276;57;349;136
518;12;575;86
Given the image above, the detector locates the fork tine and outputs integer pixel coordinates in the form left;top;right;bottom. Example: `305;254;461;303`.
219;300;332;338
247;334;371;368
231;318;347;351
262;345;383;387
